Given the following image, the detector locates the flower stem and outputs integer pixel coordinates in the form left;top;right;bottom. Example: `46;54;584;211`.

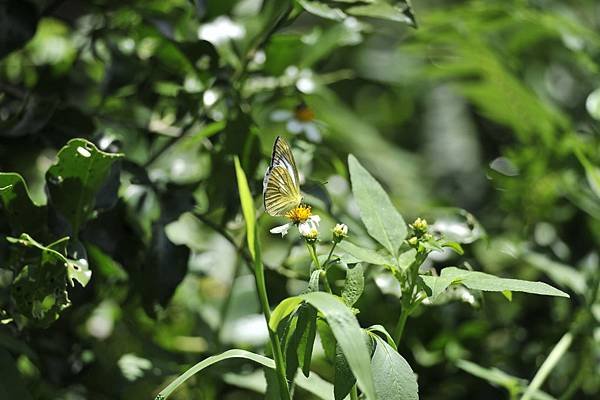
254;238;291;400
323;241;338;268
306;241;332;293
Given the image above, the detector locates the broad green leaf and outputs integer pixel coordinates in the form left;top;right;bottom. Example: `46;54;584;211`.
338;241;394;266
0;173;47;238
371;336;418;400
234;156;256;260
299;292;377;400
523;251;586;295
349;154;407;257
155;348;334;400
317;317;337;363
46;139;123;234
342;263;364;306
421;267;570;300
306;269;322;293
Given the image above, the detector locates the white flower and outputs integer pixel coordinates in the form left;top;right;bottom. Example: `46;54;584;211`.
270;223;292;237
269;214;320;238
198;16;245;45
271;105;322;143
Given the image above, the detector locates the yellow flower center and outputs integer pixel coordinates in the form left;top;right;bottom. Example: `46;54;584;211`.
286;204;312;224
294;104;315;122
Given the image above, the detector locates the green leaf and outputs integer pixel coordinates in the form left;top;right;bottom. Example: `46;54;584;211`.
299;292;377;400
338;240;394;266
46;138;123;234
334;344;356;400
347;1;415;26
234;156;256;260
272;293;376;398
155;348;334;400
0;172;47;238
317;317;337;363
421;267;570;300
349;154;407;257
297;0;347;21
342;263;364;306
397;249;417;271
575;149;600;200
367;325;397;351
297;306;318;377
269;297;303;331
371;336;418;400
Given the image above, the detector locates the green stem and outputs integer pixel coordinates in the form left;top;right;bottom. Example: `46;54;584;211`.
520;332;573;400
306;242;332;293
323;241;338;268
393;305;410;346
254;236;291;400
350;385;359;400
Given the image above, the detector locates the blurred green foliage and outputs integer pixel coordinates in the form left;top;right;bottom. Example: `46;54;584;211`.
0;0;599;399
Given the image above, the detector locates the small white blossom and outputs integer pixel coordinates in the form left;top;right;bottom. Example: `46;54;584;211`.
270;214;320;239
270;223;292;237
270;106;322;143
198;16;245;45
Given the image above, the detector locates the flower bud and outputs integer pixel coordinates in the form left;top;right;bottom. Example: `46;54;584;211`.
332;223;348;242
410;217;428;236
407;236;418;246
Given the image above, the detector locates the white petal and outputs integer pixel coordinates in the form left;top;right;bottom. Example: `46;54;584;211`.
270;223;291;236
286;119;303;134
298;221;312;236
309;215;321;226
303;123;322;142
271;110;292;121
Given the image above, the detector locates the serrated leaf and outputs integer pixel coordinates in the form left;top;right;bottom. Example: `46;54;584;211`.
338;240;394;266
0;172;47;238
371;336;418;400
421;267;570;300
342;263;364;306
46;139;123;235
349;154;407;257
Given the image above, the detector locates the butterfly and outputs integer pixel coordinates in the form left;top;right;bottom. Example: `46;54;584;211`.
263;136;302;216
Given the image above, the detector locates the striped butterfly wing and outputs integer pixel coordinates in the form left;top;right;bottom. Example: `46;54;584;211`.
271;136;300;188
263;166;302;216
263;136;302;216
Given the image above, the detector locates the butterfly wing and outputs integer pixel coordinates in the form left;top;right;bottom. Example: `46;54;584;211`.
271;136;300;188
263;136;302;216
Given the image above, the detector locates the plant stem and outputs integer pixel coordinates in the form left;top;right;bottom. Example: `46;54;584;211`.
350;385;359;400
393;305;410;346
323;241;338;268
520;332;573;400
253;234;291;400
306;242;332;293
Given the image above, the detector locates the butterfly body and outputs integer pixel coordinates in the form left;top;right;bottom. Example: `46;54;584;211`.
263;136;302;216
